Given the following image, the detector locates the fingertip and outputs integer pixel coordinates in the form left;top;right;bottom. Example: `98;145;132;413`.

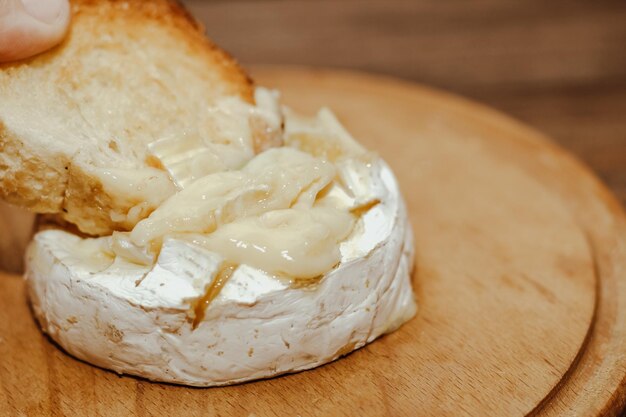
21;0;70;25
0;0;70;63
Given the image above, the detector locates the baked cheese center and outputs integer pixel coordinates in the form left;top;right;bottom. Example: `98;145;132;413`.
106;89;381;282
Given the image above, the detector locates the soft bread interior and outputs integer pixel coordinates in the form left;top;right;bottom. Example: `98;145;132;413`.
0;0;253;235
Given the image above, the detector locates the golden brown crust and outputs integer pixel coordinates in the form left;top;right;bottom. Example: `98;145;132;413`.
63;163;116;235
62;162;158;235
0;122;66;213
70;0;253;102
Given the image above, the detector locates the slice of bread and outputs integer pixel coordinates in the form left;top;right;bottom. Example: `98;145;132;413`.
0;0;254;235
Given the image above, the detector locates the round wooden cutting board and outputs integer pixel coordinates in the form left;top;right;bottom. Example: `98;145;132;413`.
1;67;625;417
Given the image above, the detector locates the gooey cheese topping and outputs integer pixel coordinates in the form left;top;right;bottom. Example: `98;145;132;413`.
184;207;355;279
108;89;380;285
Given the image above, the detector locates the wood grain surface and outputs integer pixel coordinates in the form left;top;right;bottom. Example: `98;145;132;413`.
0;202;34;273
1;68;625;416
184;0;626;206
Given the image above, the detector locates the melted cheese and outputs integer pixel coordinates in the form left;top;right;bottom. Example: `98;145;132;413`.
128;148;337;247
185;207;355;279
110;103;383;287
109;146;353;279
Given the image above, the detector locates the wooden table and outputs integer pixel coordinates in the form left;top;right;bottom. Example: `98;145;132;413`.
184;0;626;205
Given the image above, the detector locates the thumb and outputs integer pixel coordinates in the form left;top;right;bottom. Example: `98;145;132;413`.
0;0;70;62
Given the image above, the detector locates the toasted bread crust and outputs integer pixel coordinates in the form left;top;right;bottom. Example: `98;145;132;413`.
70;0;253;102
0;0;254;235
0;121;67;213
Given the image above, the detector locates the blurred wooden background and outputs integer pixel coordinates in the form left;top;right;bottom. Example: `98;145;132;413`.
183;0;626;205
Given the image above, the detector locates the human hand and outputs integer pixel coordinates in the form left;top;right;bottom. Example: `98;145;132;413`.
0;0;70;62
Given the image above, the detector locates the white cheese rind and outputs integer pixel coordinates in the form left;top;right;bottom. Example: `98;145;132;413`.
25;162;416;386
